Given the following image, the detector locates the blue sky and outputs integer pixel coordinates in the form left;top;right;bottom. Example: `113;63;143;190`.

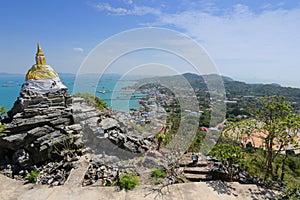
0;0;300;87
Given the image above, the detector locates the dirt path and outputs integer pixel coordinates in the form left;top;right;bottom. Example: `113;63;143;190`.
0;173;279;200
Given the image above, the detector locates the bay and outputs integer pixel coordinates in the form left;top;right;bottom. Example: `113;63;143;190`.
0;73;142;112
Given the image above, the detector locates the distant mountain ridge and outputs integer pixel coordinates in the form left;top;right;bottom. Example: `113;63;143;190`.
181;73;300;99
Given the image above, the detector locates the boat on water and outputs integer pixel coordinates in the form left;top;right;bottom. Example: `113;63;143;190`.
96;86;105;94
96;90;105;94
2;82;14;87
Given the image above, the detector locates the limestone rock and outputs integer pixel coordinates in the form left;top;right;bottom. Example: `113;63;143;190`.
12;149;32;169
99;118;119;130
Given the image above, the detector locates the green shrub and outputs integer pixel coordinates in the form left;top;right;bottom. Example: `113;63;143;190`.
209;143;245;180
151;168;167;179
209;144;245;166
26;169;40;183
279;184;300;200
150;168;167;185
287;156;300;172
0;106;5;116
0;122;7;137
119;173;139;190
188;130;206;152
0;122;9;136
73;93;107;110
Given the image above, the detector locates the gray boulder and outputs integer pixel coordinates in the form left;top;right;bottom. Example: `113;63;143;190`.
99;118;119;130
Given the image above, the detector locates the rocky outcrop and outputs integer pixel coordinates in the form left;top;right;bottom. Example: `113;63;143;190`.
0;87;84;183
0;43;157;186
75;101;156;157
0;90;156;185
82;162;123;186
103;125;154;154
7;88;72;119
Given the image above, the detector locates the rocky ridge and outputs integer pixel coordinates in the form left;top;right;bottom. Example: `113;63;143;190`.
0;87;83;184
0;83;156;185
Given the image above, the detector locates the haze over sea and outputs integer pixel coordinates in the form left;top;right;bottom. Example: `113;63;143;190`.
0;73;141;112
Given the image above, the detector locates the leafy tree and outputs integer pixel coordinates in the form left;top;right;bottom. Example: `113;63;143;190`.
209;143;245;180
225;96;300;180
256;96;300;179
223;119;257;147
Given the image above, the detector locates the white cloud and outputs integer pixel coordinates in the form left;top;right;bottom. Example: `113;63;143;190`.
95;3;128;15
73;47;84;52
94;3;160;16
124;0;133;5
156;5;300;86
90;2;300;86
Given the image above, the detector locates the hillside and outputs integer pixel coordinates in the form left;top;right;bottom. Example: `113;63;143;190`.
181;73;300;99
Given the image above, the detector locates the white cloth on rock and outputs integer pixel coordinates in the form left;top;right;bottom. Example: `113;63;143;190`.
21;77;67;94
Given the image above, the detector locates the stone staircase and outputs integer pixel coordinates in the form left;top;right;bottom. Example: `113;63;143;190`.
182;167;212;181
178;153;214;182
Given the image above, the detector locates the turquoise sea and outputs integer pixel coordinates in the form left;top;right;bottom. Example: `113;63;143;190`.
0;73;142;113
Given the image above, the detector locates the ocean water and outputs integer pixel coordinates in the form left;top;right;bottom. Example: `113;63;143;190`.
0;73;141;113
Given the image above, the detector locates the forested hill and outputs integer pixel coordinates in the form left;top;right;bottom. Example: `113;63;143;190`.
182;73;300;99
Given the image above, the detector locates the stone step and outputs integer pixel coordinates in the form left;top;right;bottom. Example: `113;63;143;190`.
182;167;210;174
178;161;209;167
184;173;213;181
64;154;91;187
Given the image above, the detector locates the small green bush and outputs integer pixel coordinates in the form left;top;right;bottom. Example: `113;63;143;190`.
26;169;40;183
209;143;245;180
150;168;167;185
73;93;107;110
119;173;139;190
279;184;300;200
0;106;5;116
151;168;167;179
0;122;9;136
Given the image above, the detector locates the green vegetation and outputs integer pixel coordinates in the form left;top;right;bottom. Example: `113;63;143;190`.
227;97;300;180
51;132;83;159
25;169;40;183
156;133;166;150
150;168;167;185
0;106;5;116
73;92;107;110
243;150;300;185
0;106;9;136
188;130;206;152
209;143;245;180
182;73;300;123
139;74;300;194
211;96;300;190
279;184;300;200
0;123;6;137
119;173;139;191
